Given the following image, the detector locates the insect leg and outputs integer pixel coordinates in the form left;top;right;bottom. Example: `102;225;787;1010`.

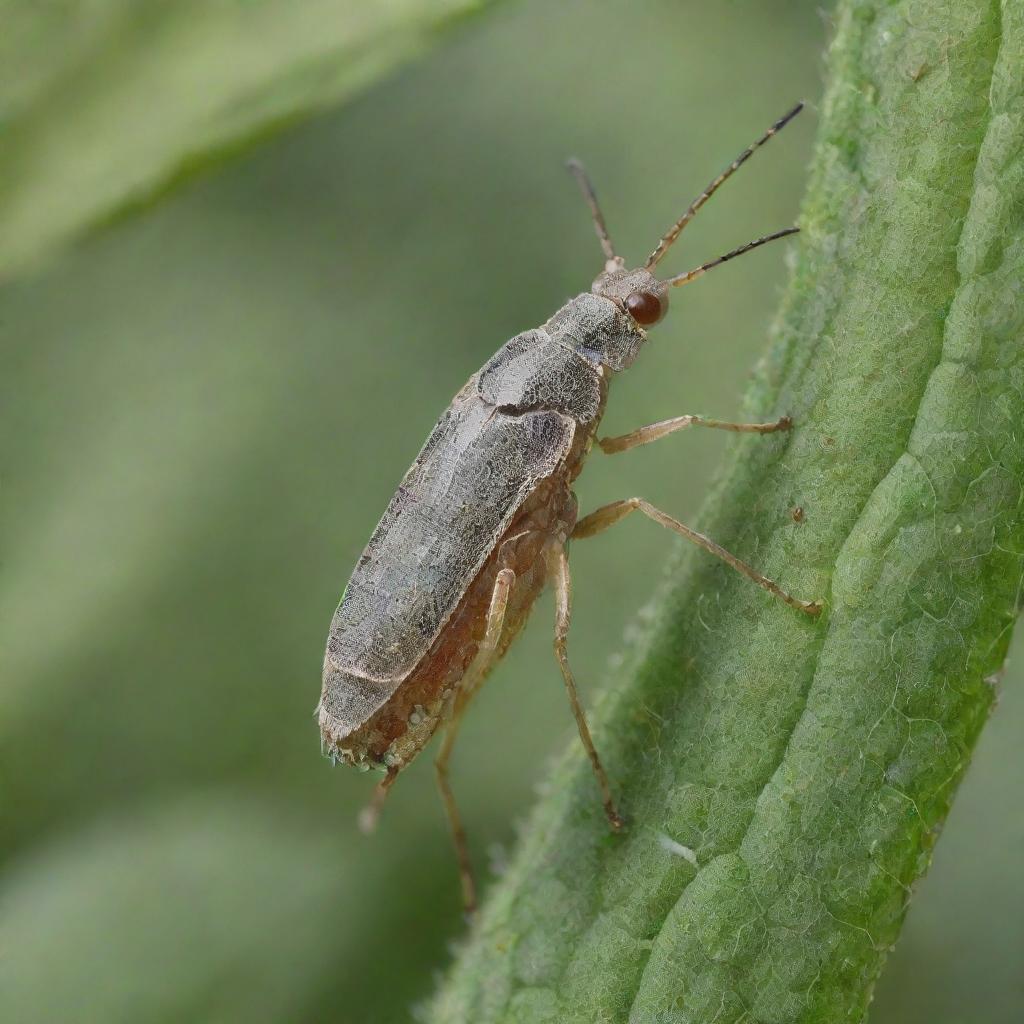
573;498;822;616
545;541;625;832
358;766;399;834
598;413;792;455
435;566;516;913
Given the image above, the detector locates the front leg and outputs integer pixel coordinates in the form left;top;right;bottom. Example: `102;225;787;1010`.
598;413;791;454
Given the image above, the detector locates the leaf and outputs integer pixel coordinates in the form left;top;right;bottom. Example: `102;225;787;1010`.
0;0;497;279
0;796;344;1023
0;793;465;1023
428;1;1024;1021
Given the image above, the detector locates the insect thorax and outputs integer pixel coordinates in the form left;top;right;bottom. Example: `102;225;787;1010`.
544;292;647;374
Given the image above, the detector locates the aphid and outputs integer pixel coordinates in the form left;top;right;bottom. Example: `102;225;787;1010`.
318;103;821;910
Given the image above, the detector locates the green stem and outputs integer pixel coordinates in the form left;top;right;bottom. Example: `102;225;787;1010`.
429;1;1024;1021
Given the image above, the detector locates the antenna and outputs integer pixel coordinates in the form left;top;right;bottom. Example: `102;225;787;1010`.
667;227;799;288
566;158;618;264
645;102;804;270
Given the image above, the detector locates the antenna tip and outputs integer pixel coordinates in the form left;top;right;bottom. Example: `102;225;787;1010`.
777;102;805;129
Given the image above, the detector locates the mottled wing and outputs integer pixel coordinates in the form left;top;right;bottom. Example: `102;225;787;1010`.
477;328;602;421
320;377;576;736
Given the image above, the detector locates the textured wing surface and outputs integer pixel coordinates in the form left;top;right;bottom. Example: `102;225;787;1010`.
478;328;602;422
321;380;575;732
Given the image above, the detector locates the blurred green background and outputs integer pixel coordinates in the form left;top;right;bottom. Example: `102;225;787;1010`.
1;1;1020;1021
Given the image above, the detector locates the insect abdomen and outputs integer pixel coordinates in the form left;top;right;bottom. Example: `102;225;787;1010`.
328;474;578;770
320;386;576;743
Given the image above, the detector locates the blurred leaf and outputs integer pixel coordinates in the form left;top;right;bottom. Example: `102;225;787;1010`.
430;0;1024;1020
0;795;344;1023
0;0;498;279
0;792;464;1023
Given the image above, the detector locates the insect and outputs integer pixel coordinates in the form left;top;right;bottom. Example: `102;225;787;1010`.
318;103;821;910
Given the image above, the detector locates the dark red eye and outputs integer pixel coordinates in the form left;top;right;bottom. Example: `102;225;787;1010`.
625;290;664;326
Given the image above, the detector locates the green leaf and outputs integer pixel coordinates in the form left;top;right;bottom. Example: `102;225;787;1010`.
428;1;1024;1020
0;0;496;279
0;796;345;1023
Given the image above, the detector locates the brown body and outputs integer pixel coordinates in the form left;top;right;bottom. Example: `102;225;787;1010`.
345;444;585;769
318;288;640;772
329;373;607;772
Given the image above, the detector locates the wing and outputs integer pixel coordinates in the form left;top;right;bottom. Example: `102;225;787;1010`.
321;377;577;736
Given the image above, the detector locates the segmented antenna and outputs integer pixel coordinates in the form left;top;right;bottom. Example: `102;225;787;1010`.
667;227;799;288
645;102;804;271
566;158;618;264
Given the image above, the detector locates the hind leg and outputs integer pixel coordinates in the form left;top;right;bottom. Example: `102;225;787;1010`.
573;497;821;616
434;566;516;912
358;767;399;835
545;539;624;831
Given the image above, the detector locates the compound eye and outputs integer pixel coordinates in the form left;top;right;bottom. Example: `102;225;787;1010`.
625;290;664;326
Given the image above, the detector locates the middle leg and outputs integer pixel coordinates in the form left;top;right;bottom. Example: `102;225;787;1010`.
545;540;624;831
